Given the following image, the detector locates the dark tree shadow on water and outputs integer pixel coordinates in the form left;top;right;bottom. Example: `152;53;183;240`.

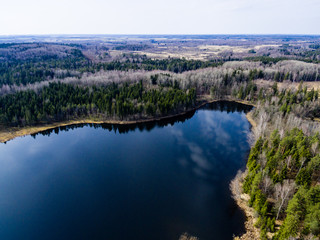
32;101;253;139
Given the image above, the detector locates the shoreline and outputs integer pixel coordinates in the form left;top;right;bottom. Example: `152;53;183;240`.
0;109;198;144
230;172;261;240
245;111;256;129
233;108;260;240
0;98;255;143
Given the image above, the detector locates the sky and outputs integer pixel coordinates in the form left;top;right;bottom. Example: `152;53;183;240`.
0;0;319;35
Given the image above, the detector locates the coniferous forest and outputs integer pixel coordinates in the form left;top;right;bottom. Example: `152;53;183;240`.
0;81;196;126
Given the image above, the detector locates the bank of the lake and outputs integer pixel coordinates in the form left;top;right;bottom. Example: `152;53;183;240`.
232;108;261;240
0;97;255;143
231;172;261;240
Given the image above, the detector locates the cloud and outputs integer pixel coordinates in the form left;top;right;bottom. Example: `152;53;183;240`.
170;128;212;175
199;111;232;145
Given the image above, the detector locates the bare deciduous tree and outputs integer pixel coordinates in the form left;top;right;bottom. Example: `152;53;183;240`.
262;174;273;196
311;142;319;157
296;157;306;178
274;180;296;220
285;155;293;169
230;170;244;200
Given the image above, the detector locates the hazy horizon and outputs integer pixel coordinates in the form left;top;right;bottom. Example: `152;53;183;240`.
1;0;319;36
1;34;320;37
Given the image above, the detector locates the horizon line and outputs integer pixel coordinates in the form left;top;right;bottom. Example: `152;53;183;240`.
1;33;320;37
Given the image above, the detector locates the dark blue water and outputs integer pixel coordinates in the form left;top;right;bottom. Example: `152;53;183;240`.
0;101;252;240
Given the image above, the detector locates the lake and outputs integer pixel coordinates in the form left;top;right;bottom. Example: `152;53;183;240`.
0;101;252;240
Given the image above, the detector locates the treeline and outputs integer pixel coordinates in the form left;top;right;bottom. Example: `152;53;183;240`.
245;56;290;65
0;55;223;86
252;82;320;124
2;49;320;89
209;73;320;128
139;60;320;83
275;85;319;118
0;49;89;86
137;58;221;72
180;61;320;102
0;81;196;126
228;80;320;239
113;44;151;51
82;57;222;75
246;55;320;64
243;128;320;239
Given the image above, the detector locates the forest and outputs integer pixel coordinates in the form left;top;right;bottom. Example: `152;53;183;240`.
0;51;222;86
230;81;320;239
243;128;320;239
1;38;320;239
0;81;196;126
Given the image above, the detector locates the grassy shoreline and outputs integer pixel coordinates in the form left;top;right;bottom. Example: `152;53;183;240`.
0;111;197;143
0;98;255;143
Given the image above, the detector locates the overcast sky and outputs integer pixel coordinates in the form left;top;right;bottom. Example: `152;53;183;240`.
1;0;319;35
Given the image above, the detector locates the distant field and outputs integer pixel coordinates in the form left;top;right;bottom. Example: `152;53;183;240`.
1;34;319;62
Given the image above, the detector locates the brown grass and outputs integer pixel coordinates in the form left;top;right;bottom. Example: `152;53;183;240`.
0;115;188;143
246;111;257;129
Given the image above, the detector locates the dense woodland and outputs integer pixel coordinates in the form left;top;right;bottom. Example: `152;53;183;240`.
0;50;222;86
0;81;196;126
244;128;320;239
226;81;320;239
2;56;320;88
1;41;320;88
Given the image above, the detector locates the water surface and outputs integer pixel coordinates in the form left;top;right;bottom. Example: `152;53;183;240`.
0;101;252;240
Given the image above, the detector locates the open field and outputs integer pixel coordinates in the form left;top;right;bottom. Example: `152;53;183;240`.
1;35;320;62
